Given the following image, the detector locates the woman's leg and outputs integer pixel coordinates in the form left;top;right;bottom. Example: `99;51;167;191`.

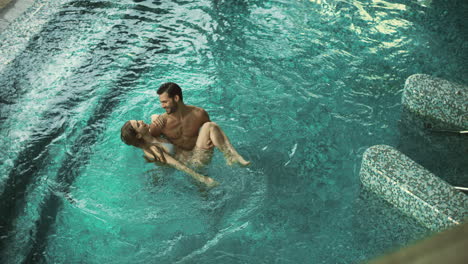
145;146;219;188
195;122;250;166
165;154;219;189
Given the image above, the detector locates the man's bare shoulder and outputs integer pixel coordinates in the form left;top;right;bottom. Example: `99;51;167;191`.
187;105;208;117
184;105;210;123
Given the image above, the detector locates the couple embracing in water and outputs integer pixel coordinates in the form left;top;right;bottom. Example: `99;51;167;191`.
120;82;250;189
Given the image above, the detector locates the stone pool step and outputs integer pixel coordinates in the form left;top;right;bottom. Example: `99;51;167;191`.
402;74;467;129
360;145;468;232
398;74;468;187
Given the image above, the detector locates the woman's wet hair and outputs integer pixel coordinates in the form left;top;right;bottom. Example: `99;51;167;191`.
157;82;183;101
120;121;144;147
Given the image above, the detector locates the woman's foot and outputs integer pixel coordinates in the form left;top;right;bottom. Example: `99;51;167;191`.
226;153;251;167
204;177;220;189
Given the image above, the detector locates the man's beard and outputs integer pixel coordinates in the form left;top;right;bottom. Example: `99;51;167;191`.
166;105;177;114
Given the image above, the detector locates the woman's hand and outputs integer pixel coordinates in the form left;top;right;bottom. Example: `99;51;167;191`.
149;114;165;137
143;146;166;164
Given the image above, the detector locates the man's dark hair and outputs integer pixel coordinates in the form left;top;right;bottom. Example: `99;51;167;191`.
157;82;183;101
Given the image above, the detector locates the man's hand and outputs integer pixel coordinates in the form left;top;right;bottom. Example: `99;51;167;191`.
143;146;166;164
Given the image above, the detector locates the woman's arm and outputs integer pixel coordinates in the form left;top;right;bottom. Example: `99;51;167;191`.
145;146;219;189
149;114;165;138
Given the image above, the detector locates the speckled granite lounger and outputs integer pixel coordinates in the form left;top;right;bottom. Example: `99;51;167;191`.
402;74;467;129
360;145;468;232
398;74;468;186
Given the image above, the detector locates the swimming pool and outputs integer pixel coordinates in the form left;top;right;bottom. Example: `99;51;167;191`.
1;0;466;263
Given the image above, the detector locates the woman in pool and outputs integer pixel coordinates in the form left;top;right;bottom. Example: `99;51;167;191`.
120;120;219;188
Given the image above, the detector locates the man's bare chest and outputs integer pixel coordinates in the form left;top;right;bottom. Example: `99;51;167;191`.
163;118;200;138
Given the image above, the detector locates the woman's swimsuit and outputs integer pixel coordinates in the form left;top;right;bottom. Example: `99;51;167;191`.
160;142;176;156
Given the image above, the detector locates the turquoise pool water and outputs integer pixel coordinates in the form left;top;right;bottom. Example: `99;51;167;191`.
1;0;466;263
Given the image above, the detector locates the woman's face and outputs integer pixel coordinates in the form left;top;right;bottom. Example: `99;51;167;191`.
130;120;150;136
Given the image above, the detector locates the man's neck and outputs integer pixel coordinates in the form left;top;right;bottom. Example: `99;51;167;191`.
173;103;188;119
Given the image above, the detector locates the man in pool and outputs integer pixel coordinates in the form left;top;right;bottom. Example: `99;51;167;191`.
148;82;250;167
